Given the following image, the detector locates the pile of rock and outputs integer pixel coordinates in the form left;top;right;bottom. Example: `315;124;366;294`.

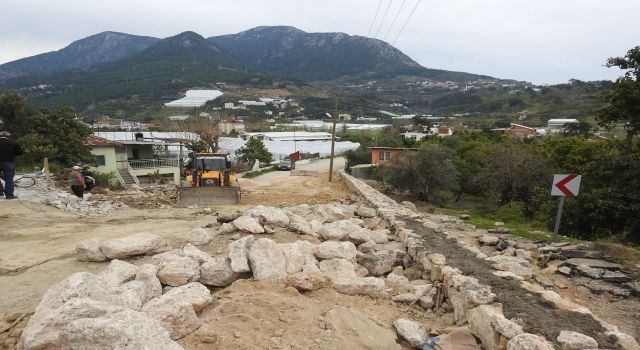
17;180;126;216
537;243;638;297
116;184;178;209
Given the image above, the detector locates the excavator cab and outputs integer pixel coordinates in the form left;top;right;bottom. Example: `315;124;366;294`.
178;152;241;205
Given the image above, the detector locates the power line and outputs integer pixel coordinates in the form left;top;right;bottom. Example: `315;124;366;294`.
393;0;422;45
374;0;394;39
367;0;384;37
383;0;407;42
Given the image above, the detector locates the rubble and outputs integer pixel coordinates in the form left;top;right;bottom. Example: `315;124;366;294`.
393;319;427;348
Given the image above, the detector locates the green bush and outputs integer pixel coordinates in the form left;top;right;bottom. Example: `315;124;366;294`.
92;171;119;188
244;166;277;179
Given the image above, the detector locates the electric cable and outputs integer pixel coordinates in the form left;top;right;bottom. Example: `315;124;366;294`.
374;0;394;39
393;0;422;45
383;0;407;42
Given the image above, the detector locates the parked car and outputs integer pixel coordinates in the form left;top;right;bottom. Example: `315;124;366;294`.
277;160;295;171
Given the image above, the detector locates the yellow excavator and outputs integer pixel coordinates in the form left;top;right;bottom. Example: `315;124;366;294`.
177;152;241;205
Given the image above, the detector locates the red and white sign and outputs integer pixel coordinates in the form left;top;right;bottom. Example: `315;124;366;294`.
551;174;581;197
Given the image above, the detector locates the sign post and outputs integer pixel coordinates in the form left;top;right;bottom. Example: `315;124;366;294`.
551;174;581;242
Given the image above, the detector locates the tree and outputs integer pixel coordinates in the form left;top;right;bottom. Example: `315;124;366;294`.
236;138;272;164
380;143;458;203
598;46;640;149
472;142;551;217
17;106;94;166
176;116;220;152
561;121;591;137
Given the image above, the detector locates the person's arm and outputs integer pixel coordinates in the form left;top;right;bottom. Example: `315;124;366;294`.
74;172;86;188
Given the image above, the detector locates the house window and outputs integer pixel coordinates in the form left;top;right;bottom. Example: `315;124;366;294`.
378;151;392;161
95;155;106;166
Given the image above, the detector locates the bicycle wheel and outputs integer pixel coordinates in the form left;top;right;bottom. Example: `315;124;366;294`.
15;176;36;188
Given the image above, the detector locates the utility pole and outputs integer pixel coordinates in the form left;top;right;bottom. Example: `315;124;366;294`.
328;97;339;182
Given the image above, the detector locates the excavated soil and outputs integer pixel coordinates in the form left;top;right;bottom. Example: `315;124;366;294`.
407;220;619;348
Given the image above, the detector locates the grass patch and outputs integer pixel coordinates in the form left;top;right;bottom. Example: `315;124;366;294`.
243;166;277;179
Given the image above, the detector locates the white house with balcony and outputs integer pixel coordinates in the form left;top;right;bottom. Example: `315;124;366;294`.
87;133;185;186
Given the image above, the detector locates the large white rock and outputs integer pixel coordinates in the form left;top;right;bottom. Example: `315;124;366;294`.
185;227;213;246
314;241;357;262
183;243;211;265
232;216;265;234
285;271;332;291
144;301;201;340
319;219;364;241
370;229;390;244
357;250;396;276
333;277;387;298
246;205;291;227
557;330;598;350
392;284;434;303
356;205;377;218
217;222;236;234
605;330;640;350
227;235;254;273
98;259;139;288
287;213;314;235
100;233;162;259
134;264;163;303
278;241;316;274
157;257;200;287
324;307;401;350
18;298;124;350
319;258;356;281
393;319;427;348
313;204;353;223
199;257;243;287
248;238;287;281
468;304;523;350
507;333;554;350
143;282;212;313
151;249;185;269
76;238;106;262
58;310;181;349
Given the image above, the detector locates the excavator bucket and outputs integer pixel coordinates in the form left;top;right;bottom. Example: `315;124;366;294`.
177;186;241;205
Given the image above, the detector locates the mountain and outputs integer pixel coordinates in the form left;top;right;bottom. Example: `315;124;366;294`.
3;31;273;112
208;26;486;82
0;31;159;81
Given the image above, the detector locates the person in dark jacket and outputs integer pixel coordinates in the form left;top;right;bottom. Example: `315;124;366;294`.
0;131;23;199
69;165;86;198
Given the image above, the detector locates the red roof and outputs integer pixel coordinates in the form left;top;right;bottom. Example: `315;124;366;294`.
85;135;124;147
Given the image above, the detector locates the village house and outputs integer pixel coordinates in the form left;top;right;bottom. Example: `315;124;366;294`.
495;123;538;140
369;147;418;166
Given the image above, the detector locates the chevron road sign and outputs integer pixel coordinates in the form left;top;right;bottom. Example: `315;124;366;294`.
551;174;581;242
551;174;581;197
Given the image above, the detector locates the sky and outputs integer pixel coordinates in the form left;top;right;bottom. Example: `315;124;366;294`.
1;0;638;85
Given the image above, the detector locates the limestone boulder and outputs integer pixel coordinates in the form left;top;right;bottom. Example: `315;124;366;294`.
185;227;213;246
133;264;162;304
217;222;236;234
285;271;332;291
479;235;500;246
183;243;211;265
370;229;390;244
557;330;598;350
357;250;396;276
151;249;185;269
314;241;357;262
357;242;376;253
507;333;554;350
278;241;316;274
468;304;523;350
227;235;254;273
58;310;181;349
248;238;287;281
143;301;201;340
76;238;106;262
319;258;356;281
356;206;377;218
232;216;265;234
393;319;427;348
143;282;212;313
157;257;200;286
313;204;354;223
333;277;387;298
324;307;400;350
98;259;139;288
18;298;123;350
199;257;243;287
246;205;290;227
287;213;314;235
100;233;162;259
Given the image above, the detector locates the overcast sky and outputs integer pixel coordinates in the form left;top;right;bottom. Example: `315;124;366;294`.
1;0;638;84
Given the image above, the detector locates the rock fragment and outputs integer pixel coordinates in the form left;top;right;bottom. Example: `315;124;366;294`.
393;319;427;348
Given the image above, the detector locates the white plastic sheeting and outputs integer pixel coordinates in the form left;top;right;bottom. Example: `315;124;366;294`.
218;137;360;161
164;90;223;108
